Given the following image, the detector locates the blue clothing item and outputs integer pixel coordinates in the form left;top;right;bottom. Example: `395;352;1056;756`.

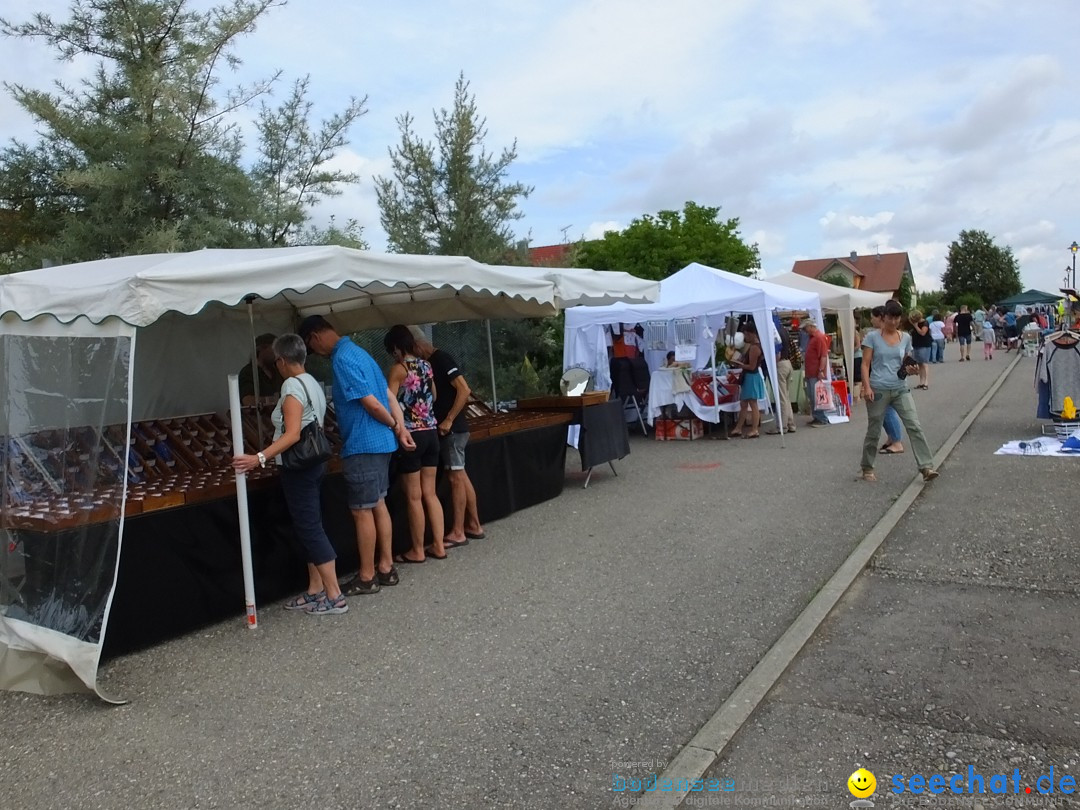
1004;312;1017;327
931;338;945;363
862;330;913;391
883;405;902;443
740;369;765;401
330;337;397;456
279;462;336;565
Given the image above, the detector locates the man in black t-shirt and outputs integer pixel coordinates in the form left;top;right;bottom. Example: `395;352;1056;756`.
409;327;485;545
954;305;974;362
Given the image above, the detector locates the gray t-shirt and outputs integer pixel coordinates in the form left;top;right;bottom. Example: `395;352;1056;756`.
271;373;327;463
862;330;912;391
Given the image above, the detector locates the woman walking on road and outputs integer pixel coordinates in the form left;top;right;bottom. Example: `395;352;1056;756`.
859;300;939;483
908;309;932;389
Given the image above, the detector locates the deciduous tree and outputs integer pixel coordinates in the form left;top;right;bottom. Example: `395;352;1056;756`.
574;201;760;280
942;229;1022;307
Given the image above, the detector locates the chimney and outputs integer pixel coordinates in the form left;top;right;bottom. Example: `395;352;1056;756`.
849;250;858;262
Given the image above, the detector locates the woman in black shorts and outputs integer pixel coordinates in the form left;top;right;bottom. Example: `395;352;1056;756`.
385;325;447;563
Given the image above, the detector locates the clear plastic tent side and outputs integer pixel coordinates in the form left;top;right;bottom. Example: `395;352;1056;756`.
1;315;135;694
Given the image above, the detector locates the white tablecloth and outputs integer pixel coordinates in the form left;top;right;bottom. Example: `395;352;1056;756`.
648;369;770;425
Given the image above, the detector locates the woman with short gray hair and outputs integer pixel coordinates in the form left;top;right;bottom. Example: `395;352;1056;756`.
233;333;346;614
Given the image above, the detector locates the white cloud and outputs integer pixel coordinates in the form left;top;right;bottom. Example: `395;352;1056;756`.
583;220;622;240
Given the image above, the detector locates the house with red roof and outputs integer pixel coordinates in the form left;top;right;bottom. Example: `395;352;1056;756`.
791;251;914;298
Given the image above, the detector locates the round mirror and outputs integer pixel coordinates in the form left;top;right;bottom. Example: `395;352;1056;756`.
560;367;593;396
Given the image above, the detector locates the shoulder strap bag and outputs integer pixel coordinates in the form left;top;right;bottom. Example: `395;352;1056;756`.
279;376;333;470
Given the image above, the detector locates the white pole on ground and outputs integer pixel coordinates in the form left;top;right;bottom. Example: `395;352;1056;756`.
228;373;258;629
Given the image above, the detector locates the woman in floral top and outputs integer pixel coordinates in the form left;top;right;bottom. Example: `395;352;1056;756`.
384;324;446;562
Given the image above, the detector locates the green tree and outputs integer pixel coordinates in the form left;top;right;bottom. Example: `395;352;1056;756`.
942;229;1022;306
915;288;946;314
297;215;368;249
374;72;533;263
574;201;760;280
251;76;367;246
821;271;852;288
896;273;914;310
0;0;365;271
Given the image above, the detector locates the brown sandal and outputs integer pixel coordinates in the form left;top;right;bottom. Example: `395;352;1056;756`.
860;470;878;482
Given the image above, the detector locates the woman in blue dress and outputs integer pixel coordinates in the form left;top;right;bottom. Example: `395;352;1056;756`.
729;322;766;438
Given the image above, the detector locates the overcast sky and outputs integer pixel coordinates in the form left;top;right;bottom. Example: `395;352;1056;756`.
2;0;1078;293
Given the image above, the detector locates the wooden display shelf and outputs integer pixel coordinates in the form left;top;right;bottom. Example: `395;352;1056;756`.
467;411;572;441
515;390;610;410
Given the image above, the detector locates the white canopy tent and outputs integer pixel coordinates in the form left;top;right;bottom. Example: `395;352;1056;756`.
564;262;823;432
0;246;659;698
767;272;890;387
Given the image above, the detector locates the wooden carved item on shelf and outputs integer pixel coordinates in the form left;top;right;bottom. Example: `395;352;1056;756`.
3;398;571;532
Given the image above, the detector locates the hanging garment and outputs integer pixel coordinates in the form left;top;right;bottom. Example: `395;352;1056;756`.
1039;337;1080;415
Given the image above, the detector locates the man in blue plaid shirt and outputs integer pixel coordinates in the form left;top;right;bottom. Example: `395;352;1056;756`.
300;316;415;596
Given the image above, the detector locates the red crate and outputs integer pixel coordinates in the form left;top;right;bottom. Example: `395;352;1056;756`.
655;417;704;441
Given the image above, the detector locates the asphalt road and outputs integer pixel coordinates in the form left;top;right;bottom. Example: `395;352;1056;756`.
2;349;1023;809
683;350;1080;809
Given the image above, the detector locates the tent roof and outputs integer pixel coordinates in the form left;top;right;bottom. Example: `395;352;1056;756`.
995;289;1062;307
767;271;891;311
0;246;657;329
565;262;821;327
490;264;658;308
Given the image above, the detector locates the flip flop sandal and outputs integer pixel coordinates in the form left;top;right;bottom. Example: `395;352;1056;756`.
878;447;905;455
464;530;486;540
423;546;449;559
860;470;878;482
443;538;470;549
393;555;425;564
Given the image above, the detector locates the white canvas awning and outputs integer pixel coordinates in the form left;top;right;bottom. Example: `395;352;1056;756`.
767;271;891;385
0;246;563;329
564;263;824;433
497;265;659;308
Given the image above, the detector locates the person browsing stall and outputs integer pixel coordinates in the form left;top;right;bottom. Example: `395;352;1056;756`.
801;321;831;427
409;326;485;545
728;323;766;439
384;325;446;564
233;334;346;615
238;333;285;406
298;315;415;597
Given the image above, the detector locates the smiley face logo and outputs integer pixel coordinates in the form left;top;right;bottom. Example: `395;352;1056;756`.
847;768;876;798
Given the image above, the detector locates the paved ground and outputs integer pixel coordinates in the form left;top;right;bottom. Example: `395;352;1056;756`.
681;355;1080;809
1;349;1042;809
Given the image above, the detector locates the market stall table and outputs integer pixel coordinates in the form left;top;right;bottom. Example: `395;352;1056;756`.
516;393;630;488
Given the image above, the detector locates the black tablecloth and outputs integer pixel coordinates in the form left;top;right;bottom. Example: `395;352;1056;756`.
576;399;630;470
12;423;569;658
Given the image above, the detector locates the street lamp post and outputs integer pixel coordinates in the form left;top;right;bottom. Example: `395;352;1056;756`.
1072;241;1079;289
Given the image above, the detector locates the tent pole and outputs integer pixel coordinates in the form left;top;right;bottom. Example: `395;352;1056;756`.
245;295;264;448
228;374;258;630
486;318;498;411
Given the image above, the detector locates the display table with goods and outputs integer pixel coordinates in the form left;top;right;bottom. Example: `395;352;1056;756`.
516;391;629;487
647;367;770;425
3;402;572;662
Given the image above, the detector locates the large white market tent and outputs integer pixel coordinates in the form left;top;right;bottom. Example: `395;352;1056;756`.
563;262;823;429
0;245;658;698
767;271;891;386
0;246;659;419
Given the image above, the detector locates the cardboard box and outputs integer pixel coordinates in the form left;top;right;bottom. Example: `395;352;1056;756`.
655;417;704;441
